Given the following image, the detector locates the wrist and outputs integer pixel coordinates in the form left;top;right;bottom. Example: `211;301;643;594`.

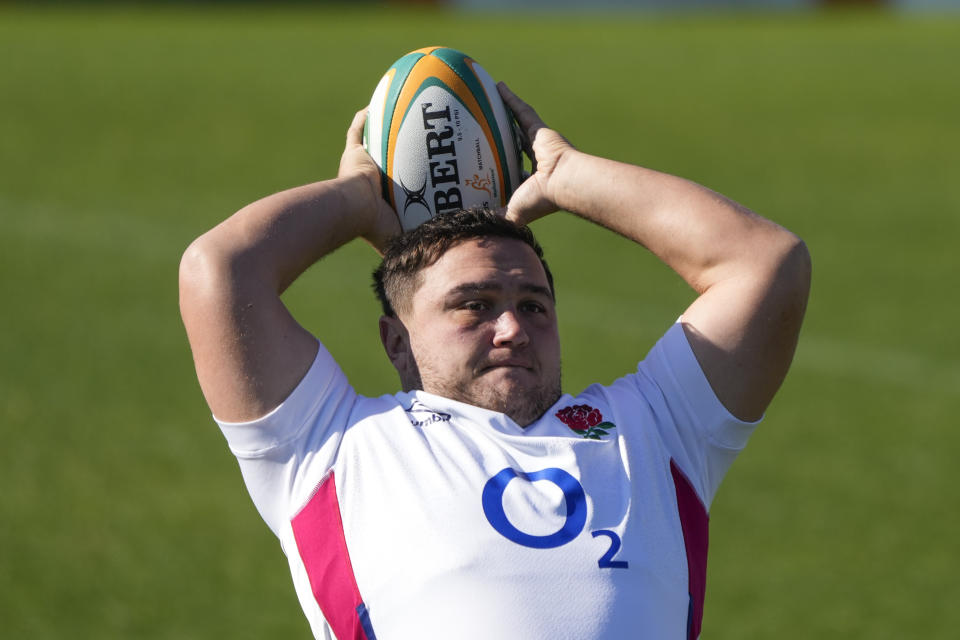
336;173;383;234
547;148;587;214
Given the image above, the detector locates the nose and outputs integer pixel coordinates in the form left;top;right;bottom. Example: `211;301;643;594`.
492;310;529;347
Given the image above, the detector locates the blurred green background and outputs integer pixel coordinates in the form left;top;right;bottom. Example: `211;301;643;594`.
1;3;958;638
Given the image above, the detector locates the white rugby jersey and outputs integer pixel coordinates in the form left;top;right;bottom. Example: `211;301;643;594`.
216;323;758;640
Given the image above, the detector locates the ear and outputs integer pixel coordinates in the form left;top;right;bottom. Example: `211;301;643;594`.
379;315;412;374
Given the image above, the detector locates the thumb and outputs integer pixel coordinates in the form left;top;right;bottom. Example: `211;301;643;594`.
504;177;553;225
347;108;368;147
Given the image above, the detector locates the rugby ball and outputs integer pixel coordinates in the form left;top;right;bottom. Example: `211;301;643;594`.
363;47;523;230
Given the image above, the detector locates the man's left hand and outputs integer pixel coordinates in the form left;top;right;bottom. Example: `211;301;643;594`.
498;82;576;226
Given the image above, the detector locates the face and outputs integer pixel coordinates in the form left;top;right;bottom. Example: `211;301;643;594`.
381;237;561;427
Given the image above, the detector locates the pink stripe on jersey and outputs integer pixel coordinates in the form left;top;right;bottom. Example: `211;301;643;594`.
291;472;376;640
671;459;709;640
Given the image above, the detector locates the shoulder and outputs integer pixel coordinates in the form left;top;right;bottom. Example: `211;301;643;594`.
216;341;363;457
597;322;758;446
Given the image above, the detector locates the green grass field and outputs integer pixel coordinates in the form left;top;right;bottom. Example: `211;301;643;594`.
2;4;958;638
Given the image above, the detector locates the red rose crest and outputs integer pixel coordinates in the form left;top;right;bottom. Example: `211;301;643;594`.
555;404;616;440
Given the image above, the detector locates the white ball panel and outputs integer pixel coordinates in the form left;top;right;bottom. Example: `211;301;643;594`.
470;61;522;196
365;71;392;171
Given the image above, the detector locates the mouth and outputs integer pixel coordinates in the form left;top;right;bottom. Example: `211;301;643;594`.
480;362;535;373
477;349;537;375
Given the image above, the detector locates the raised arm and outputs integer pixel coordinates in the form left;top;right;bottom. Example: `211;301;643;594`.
178;110;400;422
500;83;811;422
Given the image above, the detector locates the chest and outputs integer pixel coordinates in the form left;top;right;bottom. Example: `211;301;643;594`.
320;419;692;637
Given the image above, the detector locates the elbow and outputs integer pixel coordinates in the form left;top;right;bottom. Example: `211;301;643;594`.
178;227;276;326
773;234;812;317
179;236;213;299
178;234;231;324
786;235;812;294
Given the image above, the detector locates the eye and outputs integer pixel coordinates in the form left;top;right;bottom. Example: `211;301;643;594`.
461;300;489;312
520;300;547;314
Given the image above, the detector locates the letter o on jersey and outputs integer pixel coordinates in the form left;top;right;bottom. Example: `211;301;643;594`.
481;467;587;549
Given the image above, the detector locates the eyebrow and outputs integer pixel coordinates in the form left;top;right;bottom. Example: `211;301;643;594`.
445;281;554;300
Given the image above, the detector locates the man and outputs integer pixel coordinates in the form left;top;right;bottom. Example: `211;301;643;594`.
179;83;810;639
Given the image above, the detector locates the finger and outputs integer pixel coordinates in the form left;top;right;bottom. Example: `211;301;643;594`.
346;108;368;146
503;196;532;226
513;119;532;159
503;183;532;224
497;82;546;137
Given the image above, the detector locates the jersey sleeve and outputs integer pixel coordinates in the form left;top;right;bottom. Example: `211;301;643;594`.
214;340;356;537
634;321;760;509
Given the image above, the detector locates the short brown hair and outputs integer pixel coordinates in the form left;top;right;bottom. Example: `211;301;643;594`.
372;208;554;318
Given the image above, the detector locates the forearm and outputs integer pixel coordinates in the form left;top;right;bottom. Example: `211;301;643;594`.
501;82;809;420
549;149;802;293
179;171;391;422
179;108;399;422
189;175;377;294
549;149;810;421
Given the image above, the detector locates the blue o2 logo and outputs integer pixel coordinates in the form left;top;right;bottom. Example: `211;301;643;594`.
481;467;629;569
481;467;587;549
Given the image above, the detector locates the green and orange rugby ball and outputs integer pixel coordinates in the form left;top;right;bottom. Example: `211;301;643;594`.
363;47;523;231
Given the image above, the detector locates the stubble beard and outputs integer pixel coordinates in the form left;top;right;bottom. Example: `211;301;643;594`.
419;366;562;428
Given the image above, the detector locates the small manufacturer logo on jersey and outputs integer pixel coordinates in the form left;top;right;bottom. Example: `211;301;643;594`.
465;173;492;196
405;400;451;427
555;404;616;440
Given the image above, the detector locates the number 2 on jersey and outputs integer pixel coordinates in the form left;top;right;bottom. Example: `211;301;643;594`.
592;529;629;569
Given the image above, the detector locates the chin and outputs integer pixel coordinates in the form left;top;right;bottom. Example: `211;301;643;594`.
476;380;561;427
421;368;561;427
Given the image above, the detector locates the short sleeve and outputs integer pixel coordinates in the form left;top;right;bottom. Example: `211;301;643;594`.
643;322;759;448
214;341;357;535
638;322;760;507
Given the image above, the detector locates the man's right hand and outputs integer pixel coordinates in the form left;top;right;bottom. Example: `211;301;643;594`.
339;108;401;254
